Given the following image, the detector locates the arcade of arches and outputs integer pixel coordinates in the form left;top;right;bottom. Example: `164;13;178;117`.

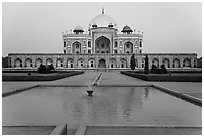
12;54;197;69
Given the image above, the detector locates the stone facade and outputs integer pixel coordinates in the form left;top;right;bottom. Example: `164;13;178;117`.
8;9;198;70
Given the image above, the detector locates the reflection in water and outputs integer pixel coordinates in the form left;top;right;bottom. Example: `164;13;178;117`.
2;86;202;128
119;87;143;119
121;87;134;116
144;87;149;99
85;87;118;124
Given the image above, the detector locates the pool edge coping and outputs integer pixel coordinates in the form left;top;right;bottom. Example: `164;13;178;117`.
75;123;202;135
2;123;67;135
2;85;40;97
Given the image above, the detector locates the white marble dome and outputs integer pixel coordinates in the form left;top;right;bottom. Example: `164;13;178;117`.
89;13;117;29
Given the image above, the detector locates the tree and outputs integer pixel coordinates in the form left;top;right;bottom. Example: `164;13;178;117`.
144;55;149;75
37;64;46;73
130;54;136;72
160;64;167;74
150;64;157;74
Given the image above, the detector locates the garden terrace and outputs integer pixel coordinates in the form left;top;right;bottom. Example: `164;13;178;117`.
121;71;202;82
2;71;84;81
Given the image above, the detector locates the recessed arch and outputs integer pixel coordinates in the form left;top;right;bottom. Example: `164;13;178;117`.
95;36;110;54
173;58;180;68
46;58;53;66
77;58;85;68
14;58;22;68
183;58;191;68
110;58;117;68
141;58;145;68
135;58;138;68
124;41;133;54
120;58;127;68
98;58;106;68
88;58;95;68
88;41;91;48
72;41;81;53
35;58;42;68
56;58;63;68
114;41;118;48
163;58;170;68
67;58;74;68
140;41;142;47
25;58;32;68
152;58;159;68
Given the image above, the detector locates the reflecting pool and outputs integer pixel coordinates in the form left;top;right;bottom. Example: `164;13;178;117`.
2;86;201;129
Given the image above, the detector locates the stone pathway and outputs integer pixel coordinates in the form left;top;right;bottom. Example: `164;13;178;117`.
148;82;202;99
48;72;100;85
100;72;146;85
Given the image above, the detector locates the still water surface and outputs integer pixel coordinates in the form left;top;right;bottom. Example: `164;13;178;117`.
3;86;201;129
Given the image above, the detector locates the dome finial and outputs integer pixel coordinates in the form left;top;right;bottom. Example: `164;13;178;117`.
102;7;104;14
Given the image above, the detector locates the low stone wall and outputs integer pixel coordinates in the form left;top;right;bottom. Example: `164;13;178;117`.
2;71;84;81
121;71;202;82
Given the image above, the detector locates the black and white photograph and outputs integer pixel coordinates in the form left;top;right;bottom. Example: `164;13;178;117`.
2;1;202;135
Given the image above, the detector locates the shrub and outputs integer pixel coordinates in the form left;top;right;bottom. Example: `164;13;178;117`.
47;64;55;73
2;71;84;81
160;64;167;74
37;64;55;74
37;64;46;74
150;65;157;74
150;64;167;74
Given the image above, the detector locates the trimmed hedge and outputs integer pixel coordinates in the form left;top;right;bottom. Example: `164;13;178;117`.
2;71;84;81
121;71;202;82
2;70;37;73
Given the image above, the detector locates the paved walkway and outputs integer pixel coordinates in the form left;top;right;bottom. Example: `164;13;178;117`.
2;72;202;99
100;72;146;85
48;72;100;85
148;82;202;99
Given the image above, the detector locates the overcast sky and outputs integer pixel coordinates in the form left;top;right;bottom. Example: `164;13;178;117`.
2;2;202;57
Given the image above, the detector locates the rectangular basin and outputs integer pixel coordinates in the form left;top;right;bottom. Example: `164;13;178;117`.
2;86;201;133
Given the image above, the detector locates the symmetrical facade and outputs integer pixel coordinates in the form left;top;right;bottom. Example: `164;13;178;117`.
8;9;198;70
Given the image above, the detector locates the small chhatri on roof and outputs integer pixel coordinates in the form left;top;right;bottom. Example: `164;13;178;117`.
121;25;133;33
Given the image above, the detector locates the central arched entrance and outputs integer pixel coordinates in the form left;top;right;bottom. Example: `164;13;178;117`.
124;41;133;54
95;36;110;54
98;59;106;68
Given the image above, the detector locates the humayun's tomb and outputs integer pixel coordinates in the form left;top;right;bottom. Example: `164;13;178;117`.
8;9;197;71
